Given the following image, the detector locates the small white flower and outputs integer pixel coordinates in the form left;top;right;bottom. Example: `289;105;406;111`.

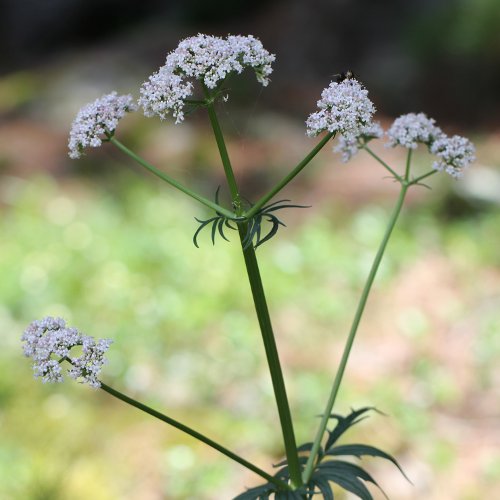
226;35;275;86
22;316;112;388
68;92;137;159
430;134;476;178
334;121;384;162
139;68;193;123
386;112;442;149
306;79;376;139
139;34;275;122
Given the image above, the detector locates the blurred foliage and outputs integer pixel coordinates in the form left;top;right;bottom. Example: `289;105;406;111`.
1;166;499;498
408;0;500;57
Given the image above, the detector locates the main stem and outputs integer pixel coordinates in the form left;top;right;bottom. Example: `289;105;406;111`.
238;224;303;488
206;99;303;488
302;181;409;484
99;382;290;490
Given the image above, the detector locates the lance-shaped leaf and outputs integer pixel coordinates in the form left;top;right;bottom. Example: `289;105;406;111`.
318;459;388;499
193;216;219;248
193;194;310;249
324;407;378;451
309;475;334;500
275;491;309;500
314;469;372;500
325;444;411;483
273;455;310;470
217;217;231;242
232;482;276;500
254;214;286;249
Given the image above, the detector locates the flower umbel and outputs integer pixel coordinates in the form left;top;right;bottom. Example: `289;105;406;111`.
22;316;112;388
386;112;442;150
68;92;137;159
430;134;476;178
306;78;376;140
139;34;275;123
139;69;194;123
386;112;475;178
334;121;384;162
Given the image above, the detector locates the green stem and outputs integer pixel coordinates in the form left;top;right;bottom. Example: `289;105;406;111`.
109;137;236;219
205;97;303;489
99;382;290;490
204;92;241;206
411;169;437;185
238;224;303;488
302;181;410;484
363;145;403;181
245;132;335;219
405;149;413;179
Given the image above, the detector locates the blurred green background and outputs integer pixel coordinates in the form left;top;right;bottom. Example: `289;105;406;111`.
1;1;499;499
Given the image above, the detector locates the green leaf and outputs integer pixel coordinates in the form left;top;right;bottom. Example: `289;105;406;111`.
309;476;334;500
193;216;218;248
318;460;387;499
214;185;223;216
326;444;411;483
255;215;283;249
273;455;309;468
275;491;306;500
211;218;218;244
217;217;231;242
232;482;275;500
316;470;372;500
242;217;259;249
261;199;292;209
263;203;311;214
296;442;314;453
324;407;377;450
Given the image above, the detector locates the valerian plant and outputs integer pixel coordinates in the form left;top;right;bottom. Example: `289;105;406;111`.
23;34;475;499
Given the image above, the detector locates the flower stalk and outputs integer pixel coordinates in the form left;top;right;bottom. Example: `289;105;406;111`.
244;132;335;219
99;382;291;490
110;137;236;219
302;154;412;484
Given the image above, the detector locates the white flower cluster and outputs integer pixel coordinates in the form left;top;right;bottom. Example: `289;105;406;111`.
386;112;441;149
306;79;376;141
68;92;137;159
430;134;476;178
139;34;275;123
22;316;112;388
334;121;384;163
138;70;193;124
387;112;475;178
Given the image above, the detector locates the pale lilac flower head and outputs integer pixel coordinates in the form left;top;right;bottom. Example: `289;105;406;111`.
386;112;442;149
68;92;137;159
139;68;193;123
306;79;376;140
22;316;112;388
139;34;275;123
334;121;384;162
430;134;476;178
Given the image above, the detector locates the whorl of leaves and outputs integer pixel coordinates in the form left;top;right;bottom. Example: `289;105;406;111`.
193;190;309;249
233;407;410;500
